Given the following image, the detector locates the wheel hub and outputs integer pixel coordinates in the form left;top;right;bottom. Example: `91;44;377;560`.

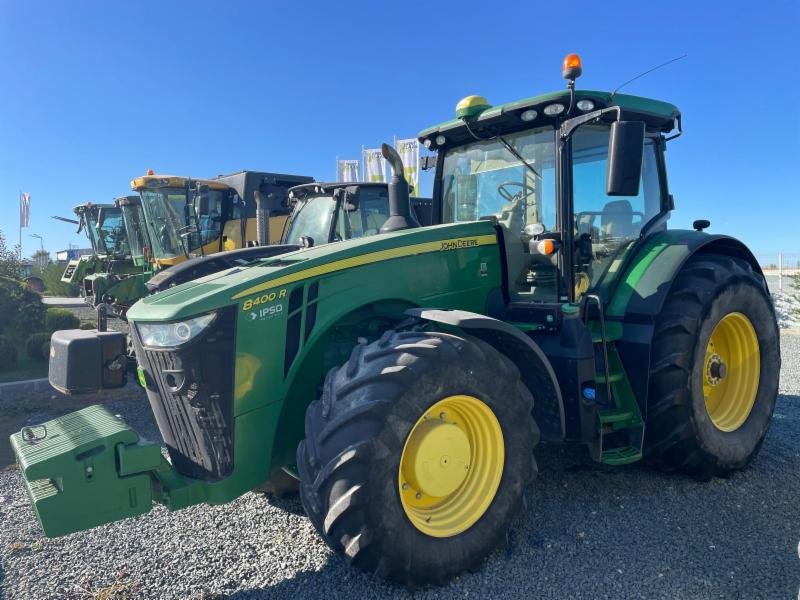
398;395;504;538
702;312;760;432
706;354;727;385
403;420;471;498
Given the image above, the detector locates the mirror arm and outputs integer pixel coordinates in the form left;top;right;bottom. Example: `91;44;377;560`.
560;106;622;140
664;115;683;142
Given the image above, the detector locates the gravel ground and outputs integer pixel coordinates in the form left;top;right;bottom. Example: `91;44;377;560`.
766;275;800;329
1;335;798;599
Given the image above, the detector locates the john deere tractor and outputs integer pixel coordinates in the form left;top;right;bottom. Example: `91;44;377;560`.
13;55;779;586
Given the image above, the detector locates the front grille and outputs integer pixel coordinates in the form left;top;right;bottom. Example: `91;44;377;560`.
132;307;236;481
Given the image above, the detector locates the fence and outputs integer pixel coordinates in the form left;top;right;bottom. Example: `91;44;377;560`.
753;253;800;292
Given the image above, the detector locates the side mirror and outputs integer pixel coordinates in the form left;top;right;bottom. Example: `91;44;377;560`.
606;121;645;196
300;236;314;248
342;186;360;212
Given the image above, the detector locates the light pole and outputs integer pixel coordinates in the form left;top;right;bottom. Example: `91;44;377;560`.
29;233;46;268
29;233;44;251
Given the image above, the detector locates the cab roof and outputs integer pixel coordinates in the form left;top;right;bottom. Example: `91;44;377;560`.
130;174;230;191
417;89;680;148
72;202;117;215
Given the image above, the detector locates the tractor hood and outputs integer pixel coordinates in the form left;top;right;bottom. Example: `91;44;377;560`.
126;221;498;322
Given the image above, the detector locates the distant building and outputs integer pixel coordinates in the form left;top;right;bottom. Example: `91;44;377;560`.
56;248;92;263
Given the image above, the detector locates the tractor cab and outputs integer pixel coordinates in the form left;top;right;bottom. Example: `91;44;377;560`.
130;174;236;266
421;59;678;321
282;182;433;248
75;203;130;259
59;203;138;294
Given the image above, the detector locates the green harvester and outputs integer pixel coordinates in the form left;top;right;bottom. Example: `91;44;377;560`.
13;54;779;586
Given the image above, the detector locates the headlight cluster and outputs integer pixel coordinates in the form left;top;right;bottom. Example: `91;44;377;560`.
137;312;216;348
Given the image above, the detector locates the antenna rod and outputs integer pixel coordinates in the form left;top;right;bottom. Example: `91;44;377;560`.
612;54;688;97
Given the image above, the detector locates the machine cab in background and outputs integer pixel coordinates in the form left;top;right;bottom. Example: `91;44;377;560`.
130;171;314;267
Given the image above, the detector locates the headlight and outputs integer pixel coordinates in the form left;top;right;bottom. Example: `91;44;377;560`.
137;312;217;348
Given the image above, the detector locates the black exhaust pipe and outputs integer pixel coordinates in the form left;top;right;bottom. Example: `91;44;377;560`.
379;143;419;233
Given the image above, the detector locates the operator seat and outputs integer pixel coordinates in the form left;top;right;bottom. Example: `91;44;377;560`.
600;200;633;240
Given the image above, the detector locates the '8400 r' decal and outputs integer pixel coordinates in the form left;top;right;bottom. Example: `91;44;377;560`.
242;288;287;312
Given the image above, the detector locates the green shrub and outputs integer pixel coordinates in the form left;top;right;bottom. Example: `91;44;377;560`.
80;322;96;330
0;276;46;336
26;332;51;361
45;308;80;332
0;336;18;372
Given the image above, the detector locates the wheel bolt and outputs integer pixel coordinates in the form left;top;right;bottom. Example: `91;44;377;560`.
402;482;409;490
439;412;446;420
415;492;422;500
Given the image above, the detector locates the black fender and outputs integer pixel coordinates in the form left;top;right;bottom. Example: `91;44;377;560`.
605;230;765;412
147;245;300;293
405;307;565;441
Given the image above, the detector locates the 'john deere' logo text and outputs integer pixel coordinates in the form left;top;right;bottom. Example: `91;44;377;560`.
440;238;479;251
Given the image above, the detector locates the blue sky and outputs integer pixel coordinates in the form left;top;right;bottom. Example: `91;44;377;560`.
1;1;798;258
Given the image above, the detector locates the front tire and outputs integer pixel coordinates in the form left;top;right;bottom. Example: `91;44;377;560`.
645;254;780;477
297;330;538;585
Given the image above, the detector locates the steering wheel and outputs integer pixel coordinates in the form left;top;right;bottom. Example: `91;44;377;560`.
497;181;535;202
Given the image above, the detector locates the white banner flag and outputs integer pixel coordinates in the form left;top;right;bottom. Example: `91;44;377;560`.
19;192;30;228
396;138;420;196
336;159;360;183
362;148;386;183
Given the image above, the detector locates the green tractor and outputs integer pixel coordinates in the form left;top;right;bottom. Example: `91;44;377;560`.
58;202;141;304
13;55;779;586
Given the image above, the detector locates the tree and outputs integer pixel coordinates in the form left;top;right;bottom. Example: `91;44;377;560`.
37;263;79;297
31;249;51;270
0;229;22;279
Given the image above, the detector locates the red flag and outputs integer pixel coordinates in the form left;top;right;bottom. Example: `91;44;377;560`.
20;192;30;228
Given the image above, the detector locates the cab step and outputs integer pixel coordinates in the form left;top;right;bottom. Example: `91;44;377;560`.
601;446;642;466
586;319;645;466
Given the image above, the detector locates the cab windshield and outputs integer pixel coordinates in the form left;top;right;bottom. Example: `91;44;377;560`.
85;208;129;256
285;187;392;247
441;126;556;229
284;196;336;246
139;188;190;259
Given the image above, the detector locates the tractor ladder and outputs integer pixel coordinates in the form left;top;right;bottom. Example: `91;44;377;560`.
585;295;644;466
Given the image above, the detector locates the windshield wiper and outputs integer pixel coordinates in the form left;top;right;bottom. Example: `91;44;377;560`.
497;135;541;180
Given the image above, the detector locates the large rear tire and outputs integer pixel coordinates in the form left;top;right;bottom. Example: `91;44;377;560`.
297;330;539;585
645;253;779;477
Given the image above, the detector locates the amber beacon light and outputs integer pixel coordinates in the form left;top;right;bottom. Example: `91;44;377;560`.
562;53;582;80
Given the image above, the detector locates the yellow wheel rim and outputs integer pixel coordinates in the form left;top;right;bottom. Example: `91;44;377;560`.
398;395;504;538
703;312;760;432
